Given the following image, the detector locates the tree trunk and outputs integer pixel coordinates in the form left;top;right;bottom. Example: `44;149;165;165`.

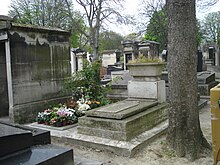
166;0;210;160
92;0;102;61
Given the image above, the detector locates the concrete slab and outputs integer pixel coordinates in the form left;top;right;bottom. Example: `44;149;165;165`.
86;100;158;119
0;144;73;165
51;121;168;157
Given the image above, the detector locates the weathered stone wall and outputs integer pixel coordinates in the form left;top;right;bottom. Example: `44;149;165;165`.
8;27;71;123
0;42;9;117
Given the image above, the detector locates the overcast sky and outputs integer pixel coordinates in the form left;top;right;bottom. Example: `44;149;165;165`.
0;0;220;35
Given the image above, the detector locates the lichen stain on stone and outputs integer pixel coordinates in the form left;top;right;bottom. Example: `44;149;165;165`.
10;31;50;46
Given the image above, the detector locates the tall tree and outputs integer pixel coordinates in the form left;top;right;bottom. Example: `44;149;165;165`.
9;0;74;28
99;31;123;51
166;0;210;160
76;0;125;60
202;11;220;47
8;0;86;47
137;0;165;35
197;0;219;8
144;8;167;51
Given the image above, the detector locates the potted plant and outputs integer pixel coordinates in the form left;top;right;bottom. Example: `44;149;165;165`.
126;54;165;81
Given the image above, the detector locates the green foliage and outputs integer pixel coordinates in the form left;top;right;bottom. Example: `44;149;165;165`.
144;8;168;51
99;31;124;52
202;11;220;47
65;60;108;101
70;32;80;48
196;20;204;47
9;0;86;48
9;0;73;29
144;8;203;50
70;11;87;48
124;33;141;41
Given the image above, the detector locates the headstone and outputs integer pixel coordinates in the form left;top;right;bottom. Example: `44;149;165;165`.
197;72;215;84
209;47;215;59
0;123;33;157
0;122;74;164
107;71;132;101
197;71;218;96
197;50;203;72
107;65;123;75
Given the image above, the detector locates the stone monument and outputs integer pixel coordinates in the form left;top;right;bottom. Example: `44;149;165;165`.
197;71;218;96
73;63;168;157
0;122;74;164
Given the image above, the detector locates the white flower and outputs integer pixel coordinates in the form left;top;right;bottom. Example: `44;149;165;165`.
78;103;90;111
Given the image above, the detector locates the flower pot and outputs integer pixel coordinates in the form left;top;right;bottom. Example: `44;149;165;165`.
126;62;164;81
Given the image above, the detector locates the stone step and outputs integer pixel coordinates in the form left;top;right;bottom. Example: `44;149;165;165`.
0;144;73;165
78;103;168;141
64;121;168;157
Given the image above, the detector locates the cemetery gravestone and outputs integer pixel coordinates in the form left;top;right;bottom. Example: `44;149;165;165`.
197;72;218;96
0;122;73;165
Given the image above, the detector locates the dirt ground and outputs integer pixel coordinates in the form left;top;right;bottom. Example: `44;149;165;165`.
53;101;217;165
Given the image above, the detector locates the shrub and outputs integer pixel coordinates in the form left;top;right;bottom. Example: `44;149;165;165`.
65;60;110;103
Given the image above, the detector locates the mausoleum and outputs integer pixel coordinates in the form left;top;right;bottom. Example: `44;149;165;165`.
0;15;71;123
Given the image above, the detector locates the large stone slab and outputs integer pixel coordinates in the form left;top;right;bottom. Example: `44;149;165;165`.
0;144;73;165
86;100;158;119
197;71;215;84
78;103;168;141
0;121;51;146
0;123;33;157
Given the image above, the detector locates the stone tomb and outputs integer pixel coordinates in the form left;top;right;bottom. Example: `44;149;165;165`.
76;99;168;156
0;122;73;165
0;123;32;157
197;72;218;96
